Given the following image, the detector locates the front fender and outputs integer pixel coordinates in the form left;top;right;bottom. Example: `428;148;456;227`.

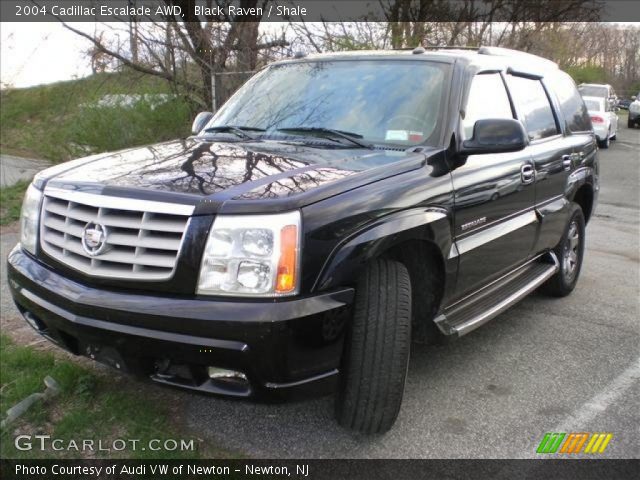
312;207;454;292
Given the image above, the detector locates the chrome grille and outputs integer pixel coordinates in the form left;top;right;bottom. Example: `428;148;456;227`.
40;188;193;280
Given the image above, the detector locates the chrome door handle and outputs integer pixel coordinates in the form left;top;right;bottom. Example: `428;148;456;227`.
563;152;584;171
521;164;535;184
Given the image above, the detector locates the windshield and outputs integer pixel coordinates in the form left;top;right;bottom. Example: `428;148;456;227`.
579;85;608;98
584;99;602;111
206;60;450;147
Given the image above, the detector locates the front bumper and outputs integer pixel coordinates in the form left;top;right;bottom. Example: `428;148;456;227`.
629;110;640;124
7;245;353;401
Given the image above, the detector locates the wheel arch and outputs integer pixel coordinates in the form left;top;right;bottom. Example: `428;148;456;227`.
572;182;595;224
312;208;453;340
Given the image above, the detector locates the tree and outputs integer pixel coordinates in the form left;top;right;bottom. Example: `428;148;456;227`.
56;0;288;109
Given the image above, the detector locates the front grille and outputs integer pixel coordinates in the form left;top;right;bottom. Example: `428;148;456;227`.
39;189;193;280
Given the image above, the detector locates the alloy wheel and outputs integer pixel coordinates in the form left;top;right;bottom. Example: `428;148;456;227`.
563;220;580;283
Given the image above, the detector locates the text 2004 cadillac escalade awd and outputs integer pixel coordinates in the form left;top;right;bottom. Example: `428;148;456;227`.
8;47;598;433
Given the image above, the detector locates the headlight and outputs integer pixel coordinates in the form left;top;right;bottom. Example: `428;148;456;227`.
197;211;301;297
20;184;43;255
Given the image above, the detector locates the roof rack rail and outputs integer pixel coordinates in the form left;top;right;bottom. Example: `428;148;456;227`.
393;45;480;51
477;46;558;68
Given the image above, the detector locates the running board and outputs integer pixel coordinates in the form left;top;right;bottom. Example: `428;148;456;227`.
435;253;559;337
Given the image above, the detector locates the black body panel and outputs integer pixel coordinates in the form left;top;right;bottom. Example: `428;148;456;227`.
8;246;352;400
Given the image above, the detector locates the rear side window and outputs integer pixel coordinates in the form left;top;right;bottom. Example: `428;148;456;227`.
463;73;513;138
553;73;592;132
506;75;559;141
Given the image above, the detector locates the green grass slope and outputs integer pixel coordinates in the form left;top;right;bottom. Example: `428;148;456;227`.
0;70;192;163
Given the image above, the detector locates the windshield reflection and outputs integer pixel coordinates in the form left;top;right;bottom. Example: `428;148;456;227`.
206;60;449;147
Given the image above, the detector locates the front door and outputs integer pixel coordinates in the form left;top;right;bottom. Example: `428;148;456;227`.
450;72;537;300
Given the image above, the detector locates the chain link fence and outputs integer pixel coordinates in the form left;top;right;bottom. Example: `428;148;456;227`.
211;71;256;111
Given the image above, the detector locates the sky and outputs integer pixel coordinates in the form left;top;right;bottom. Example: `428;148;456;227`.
0;22;96;88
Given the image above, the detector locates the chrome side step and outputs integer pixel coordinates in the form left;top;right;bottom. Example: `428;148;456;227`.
435;253;559;337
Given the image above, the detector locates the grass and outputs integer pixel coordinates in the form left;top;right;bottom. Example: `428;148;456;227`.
0;335;221;459
0;70;193;163
0;180;29;225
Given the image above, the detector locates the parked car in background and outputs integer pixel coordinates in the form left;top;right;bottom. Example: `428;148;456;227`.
578;83;618;109
583;95;618;148
617;98;631;110
628;94;640;128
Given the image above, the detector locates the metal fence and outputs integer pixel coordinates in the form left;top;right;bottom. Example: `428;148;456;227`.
211;70;256;111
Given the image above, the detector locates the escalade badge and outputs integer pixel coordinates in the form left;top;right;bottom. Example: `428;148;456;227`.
81;223;109;256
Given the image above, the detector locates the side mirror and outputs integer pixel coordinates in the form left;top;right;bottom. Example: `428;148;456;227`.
191;111;214;135
461;119;528;155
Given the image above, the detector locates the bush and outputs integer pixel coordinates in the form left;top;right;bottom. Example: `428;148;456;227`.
68;97;191;155
0;71;196;163
566;65;607;85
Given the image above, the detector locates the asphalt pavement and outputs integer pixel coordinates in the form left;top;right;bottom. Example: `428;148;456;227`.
185;123;640;459
0;154;48;187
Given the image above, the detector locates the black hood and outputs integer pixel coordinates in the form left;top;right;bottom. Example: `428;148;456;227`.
44;138;434;214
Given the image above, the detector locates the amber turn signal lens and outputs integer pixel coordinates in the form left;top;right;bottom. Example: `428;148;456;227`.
276;225;298;293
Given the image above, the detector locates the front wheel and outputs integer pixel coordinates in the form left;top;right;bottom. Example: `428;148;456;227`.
335;259;411;434
543;204;586;297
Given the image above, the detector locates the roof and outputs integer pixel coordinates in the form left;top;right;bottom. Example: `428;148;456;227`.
272;46;559;77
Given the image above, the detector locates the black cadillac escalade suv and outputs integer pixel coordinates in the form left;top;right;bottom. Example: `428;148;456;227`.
8;47;598;433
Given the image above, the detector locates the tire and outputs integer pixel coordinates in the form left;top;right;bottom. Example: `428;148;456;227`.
629;119;634;129
335;258;411;434
599;131;610;149
543;204;586;297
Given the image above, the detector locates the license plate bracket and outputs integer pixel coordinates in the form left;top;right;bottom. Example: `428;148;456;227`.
82;343;129;372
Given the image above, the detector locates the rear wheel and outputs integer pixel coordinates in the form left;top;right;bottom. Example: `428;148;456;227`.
543;204;585;297
335;259;411;434
599;130;610;149
629;118;635;129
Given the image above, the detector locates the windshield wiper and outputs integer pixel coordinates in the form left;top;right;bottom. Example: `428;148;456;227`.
202;125;264;140
277;127;373;149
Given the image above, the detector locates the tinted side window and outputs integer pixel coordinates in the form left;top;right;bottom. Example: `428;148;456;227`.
463;73;513;138
507;75;559;141
553;73;592;132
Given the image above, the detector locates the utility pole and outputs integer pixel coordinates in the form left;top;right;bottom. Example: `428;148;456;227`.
128;0;138;63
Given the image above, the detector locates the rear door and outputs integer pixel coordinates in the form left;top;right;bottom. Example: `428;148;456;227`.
528;71;596;253
450;72;537;299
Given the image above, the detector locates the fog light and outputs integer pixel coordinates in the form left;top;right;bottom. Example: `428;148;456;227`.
207;366;247;381
23;311;45;332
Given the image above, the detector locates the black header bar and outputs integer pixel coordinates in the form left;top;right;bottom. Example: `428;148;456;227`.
1;0;640;22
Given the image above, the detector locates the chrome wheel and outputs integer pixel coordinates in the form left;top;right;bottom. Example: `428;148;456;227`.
563;220;580;283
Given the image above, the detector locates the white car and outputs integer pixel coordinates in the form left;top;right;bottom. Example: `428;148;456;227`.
579;83;618;109
583;95;618;148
